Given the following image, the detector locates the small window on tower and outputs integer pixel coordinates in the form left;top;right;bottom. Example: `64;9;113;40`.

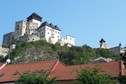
16;25;20;30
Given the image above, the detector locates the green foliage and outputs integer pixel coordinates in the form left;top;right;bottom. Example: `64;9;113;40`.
0;55;4;62
8;40;116;64
9;40;59;63
121;76;126;84
121;51;126;67
15;71;56;84
95;48;114;58
76;67;116;84
60;45;96;65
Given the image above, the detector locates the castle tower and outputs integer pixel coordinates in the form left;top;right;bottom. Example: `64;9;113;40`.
14;21;27;40
27;12;42;27
99;38;109;49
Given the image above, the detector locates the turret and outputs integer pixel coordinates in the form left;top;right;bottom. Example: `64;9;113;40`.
27;12;42;27
99;38;109;49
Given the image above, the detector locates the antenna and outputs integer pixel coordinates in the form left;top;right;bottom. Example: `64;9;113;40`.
0;59;11;70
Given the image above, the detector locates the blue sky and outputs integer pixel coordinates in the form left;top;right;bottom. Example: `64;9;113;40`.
1;0;126;48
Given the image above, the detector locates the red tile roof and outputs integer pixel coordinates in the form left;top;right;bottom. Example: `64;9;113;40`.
0;60;125;83
50;60;124;80
0;60;57;82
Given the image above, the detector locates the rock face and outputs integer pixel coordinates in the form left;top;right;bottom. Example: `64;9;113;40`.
9;41;58;64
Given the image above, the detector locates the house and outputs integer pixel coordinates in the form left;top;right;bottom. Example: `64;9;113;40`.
0;60;125;84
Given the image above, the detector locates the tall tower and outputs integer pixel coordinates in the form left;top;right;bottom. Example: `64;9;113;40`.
99;38;109;49
14;21;27;40
27;12;42;27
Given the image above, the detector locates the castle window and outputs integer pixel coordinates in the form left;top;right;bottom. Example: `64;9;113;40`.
16;25;20;30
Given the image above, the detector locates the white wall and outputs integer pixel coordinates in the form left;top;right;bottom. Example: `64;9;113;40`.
44;26;61;44
28;19;41;27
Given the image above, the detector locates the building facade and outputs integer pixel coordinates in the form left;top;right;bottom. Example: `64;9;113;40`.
38;21;61;44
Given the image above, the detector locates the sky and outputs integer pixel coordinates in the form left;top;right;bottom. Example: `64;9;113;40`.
1;0;126;48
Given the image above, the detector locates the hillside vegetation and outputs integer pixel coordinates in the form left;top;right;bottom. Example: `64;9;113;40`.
5;40;116;65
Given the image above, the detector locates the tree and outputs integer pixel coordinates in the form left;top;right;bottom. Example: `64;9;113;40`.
76;67;116;84
121;50;126;66
95;48;114;58
15;71;56;84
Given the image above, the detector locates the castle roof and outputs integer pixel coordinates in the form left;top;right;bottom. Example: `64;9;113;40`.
100;38;105;43
39;21;61;31
27;12;42;22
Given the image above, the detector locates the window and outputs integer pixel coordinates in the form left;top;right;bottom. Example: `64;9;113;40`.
13;71;19;76
0;73;4;77
16;25;20;30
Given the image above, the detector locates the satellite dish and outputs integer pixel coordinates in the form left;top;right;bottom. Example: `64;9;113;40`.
6;59;11;64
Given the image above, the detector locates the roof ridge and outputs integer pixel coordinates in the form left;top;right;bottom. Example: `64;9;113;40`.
50;60;59;72
48;60;59;78
6;60;57;66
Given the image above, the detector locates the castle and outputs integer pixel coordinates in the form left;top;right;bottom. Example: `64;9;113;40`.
99;38;126;57
2;13;75;47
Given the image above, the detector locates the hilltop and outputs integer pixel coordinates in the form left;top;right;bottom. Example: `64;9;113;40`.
3;40;117;65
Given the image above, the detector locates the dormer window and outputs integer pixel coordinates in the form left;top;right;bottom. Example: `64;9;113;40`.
0;73;4;77
13;71;19;76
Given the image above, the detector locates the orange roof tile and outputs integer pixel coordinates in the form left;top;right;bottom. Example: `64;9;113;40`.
0;60;124;83
0;60;57;82
50;60;124;80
